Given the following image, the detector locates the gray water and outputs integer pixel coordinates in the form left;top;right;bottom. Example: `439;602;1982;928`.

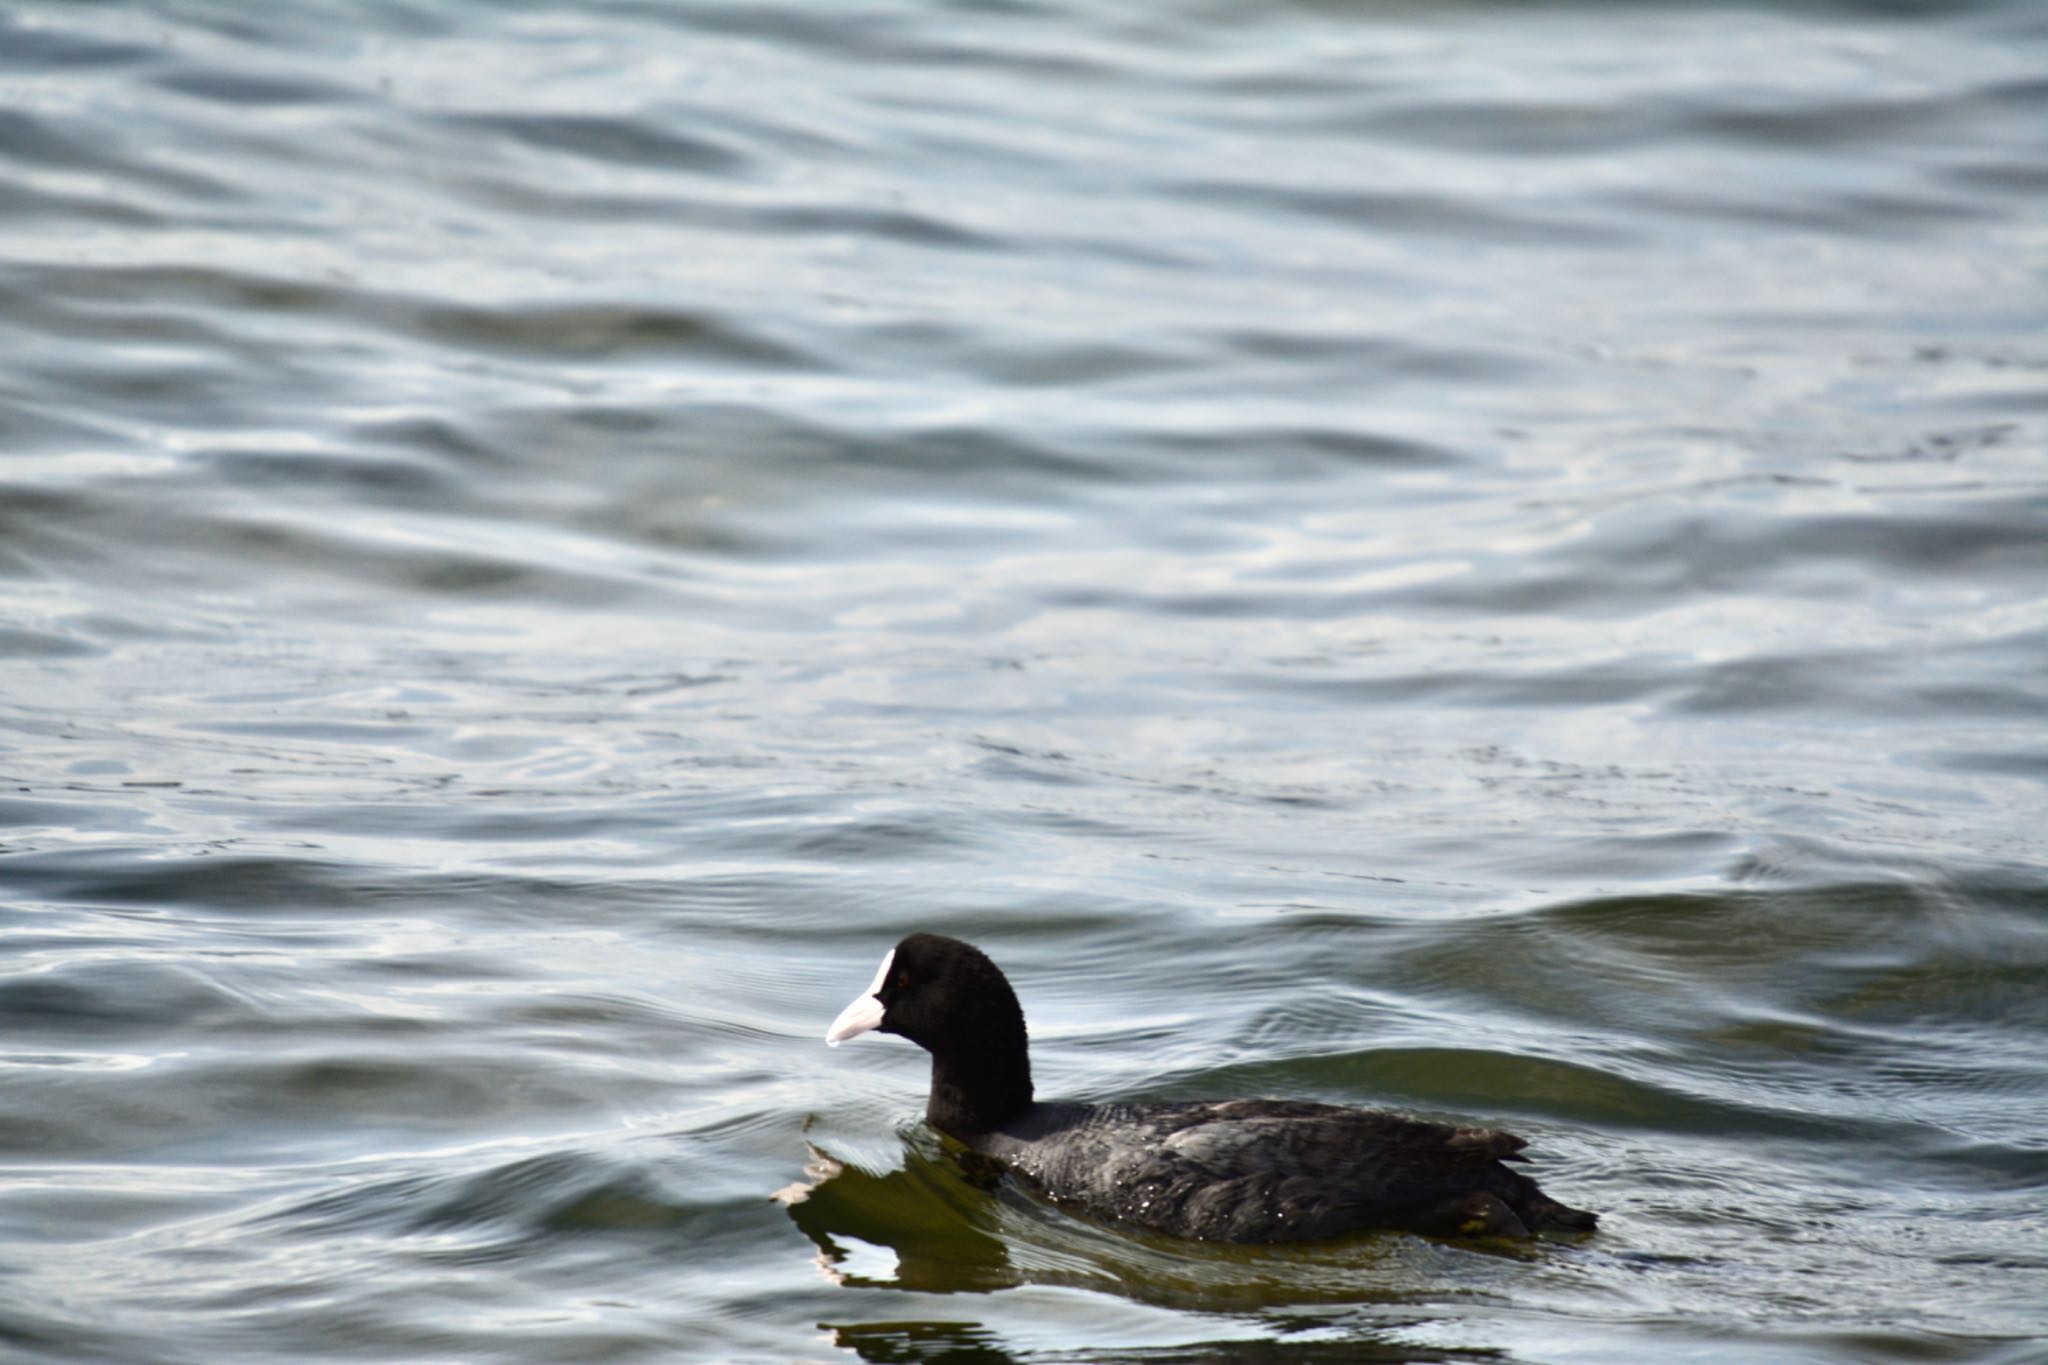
2;1;2045;1361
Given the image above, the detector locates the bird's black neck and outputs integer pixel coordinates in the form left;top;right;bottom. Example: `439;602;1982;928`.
926;1040;1033;1136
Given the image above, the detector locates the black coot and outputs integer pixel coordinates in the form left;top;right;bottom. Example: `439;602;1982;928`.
826;932;1597;1243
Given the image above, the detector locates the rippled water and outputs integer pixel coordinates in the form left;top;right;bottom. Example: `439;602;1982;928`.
3;0;2045;1361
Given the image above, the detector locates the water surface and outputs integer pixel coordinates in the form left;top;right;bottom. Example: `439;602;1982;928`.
1;1;2045;1361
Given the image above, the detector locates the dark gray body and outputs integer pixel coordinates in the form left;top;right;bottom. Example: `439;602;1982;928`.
969;1097;1589;1242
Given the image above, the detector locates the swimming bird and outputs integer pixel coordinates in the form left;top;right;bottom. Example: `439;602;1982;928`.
825;932;1597;1243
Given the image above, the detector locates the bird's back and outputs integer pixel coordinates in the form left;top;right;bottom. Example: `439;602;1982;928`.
971;1098;1595;1243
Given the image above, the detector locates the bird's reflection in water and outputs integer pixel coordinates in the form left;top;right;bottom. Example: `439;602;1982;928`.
820;1316;1494;1365
779;1136;1523;1364
819;1319;1016;1365
778;1140;1021;1293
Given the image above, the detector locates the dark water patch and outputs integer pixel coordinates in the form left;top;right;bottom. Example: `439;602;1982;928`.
1172;1045;1848;1140
126;509;651;605
15;266;823;381
235;1050;579;1130
1238;662;1678;707
276;1149;671;1241
1895;673;2045;724
350;413;522;472
755;201;1010;251
0;396;120;456
1166;180;1637;249
1693;92;1980;152
1672;652;1893;717
939;339;1199;389
1406;503;2048;619
968;738;1103;793
402;299;818;369
612;0;1113;75
1922;746;2048;780
0;177;157;233
20;263;349;325
448;168;1015;249
0;960;253;1035
0;627;99;660
0;850;405;915
0;109;230;203
1617;183;1991;238
788;813;982;863
441;112;751;176
0;284;242;352
151;66;358;108
443;176;720;225
1839;419;2023;464
199;447;459;505
1211;329;1536;386
251;798;675;848
1469;882;2048;1031
1939;154;2048;198
0;13;156;70
1355;97;1675;157
24;355;261;431
3;1047;631;1165
0;793;175;842
478;403;1125;532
